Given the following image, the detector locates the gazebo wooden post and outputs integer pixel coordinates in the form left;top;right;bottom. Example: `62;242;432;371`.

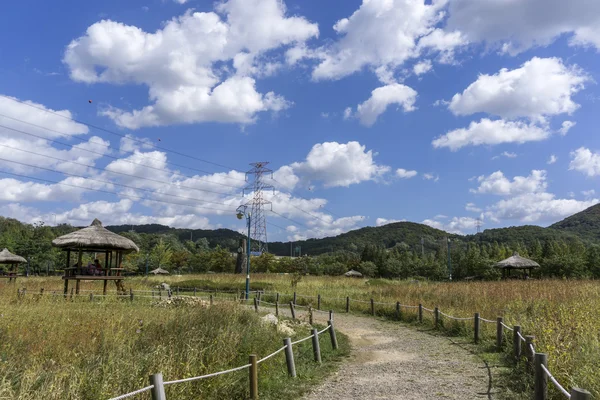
76;249;83;295
104;250;109;272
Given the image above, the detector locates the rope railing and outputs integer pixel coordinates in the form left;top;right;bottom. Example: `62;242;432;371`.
517;331;527;343
162;363;252;386
439;311;472;321
291;334;315;346
501;322;514;331
479;317;496;324
541;364;572;398
108;385;154;400
257;346;288;364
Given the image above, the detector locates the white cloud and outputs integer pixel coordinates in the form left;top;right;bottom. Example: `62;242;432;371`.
174;0;188;4
472;170;547;196
448;57;588;121
582;189;596;198
354;84;417;126
422;216;480;235
547;155;558;165
376;217;405;227
396;168;417;179
446;0;600;53
413;60;432;76
485;192;599;224
569;147;600;177
310;0;466;81
343;107;352;120
465;203;482;213
63;0;318;128
290;141;390;188
423;173;439;182
492;151;517;160
559;121;576;135
432;119;551;151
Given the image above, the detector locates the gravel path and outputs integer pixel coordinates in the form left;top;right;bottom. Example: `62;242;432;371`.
290;308;491;400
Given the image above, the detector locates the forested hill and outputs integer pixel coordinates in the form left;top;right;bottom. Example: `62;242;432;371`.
550;203;600;242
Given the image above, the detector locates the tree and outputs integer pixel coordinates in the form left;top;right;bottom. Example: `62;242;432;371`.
356;261;377;277
171;250;190;272
151;238;173;269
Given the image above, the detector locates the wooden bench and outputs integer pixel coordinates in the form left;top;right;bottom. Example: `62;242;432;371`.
63;268;126;295
62;276;123;281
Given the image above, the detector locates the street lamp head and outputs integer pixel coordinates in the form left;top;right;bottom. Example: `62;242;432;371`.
236;212;244;220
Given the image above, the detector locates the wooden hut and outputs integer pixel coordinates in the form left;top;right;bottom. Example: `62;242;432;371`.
52;219;139;295
0;248;27;282
493;252;539;279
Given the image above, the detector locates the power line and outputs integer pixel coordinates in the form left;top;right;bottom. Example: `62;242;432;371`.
0;142;246;199
269;209;330;237
0;170;237;214
0;157;240;209
0;94;244;173
0;121;246;188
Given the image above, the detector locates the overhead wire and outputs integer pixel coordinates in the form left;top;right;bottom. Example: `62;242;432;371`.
0;142;247;199
0;121;246;188
0;94;245;173
0;169;237;214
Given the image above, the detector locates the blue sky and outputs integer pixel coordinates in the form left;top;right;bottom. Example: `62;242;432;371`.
1;0;599;240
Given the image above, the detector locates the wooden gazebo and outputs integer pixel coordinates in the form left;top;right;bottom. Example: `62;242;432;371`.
0;248;26;282
52;219;139;295
494;252;539;279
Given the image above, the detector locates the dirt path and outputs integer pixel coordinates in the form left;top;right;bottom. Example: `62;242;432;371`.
289;309;491;400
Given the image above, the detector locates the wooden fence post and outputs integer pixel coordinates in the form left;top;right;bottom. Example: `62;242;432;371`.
395;302;400;320
317;294;321;310
534;353;547;400
418;304;423;323
570;388;592;400
70;288;74;301
40;288;44;295
474;313;480;343
149;373;166;400
275;301;279;317
496;317;504;350
89;293;94;301
276;292;280;303
329;310;334;322
257;291;261;306
370;299;375;316
328;320;338;350
289;301;296;320
311;328;321;363
130;288;134;302
308;306;313;325
254;297;258;313
249;354;258;399
513;325;522;361
346;296;350;313
193;287;196;297
434;307;439;328
283;338;296;378
293;292;296;305
168;289;172;299
525;335;535;370
210;294;213;306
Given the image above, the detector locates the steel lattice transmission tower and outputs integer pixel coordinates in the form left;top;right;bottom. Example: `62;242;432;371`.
244;162;273;253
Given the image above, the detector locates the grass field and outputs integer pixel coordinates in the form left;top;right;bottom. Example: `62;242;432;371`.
125;273;599;400
0;277;349;400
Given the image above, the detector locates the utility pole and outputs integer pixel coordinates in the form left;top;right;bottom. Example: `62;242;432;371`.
447;238;452;281
476;217;482;234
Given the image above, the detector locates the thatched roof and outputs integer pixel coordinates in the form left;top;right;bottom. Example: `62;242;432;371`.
52;219;139;253
344;269;363;277
150;268;169;275
494;252;540;269
0;248;26;264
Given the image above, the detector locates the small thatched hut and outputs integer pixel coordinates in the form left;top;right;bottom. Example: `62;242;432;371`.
344;269;363;278
52;219;139;295
493;252;539;279
0;248;27;282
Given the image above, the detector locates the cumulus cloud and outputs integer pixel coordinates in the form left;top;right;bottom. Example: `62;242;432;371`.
413;60;432;76
465;202;482;213
471;170;547;196
582;189;596;198
448;57;588;121
422;216;481;235
446;0;600;54
569;147;600;177
559;121;576;135
423;173;439;182
432;119;551;151
309;0;466;81
354;84;417;126
376;217;405;227
290;141;390;188
63;0;318;128
396;168;417;179
485;192;599;224
547;155;558;165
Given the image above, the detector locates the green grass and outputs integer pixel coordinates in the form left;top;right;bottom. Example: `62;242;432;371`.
0;280;349;399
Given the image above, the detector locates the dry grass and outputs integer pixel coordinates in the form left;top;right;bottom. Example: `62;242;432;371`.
0;277;349;399
130;274;600;399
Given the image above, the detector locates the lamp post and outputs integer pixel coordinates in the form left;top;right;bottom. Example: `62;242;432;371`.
236;206;252;300
447;238;452;281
